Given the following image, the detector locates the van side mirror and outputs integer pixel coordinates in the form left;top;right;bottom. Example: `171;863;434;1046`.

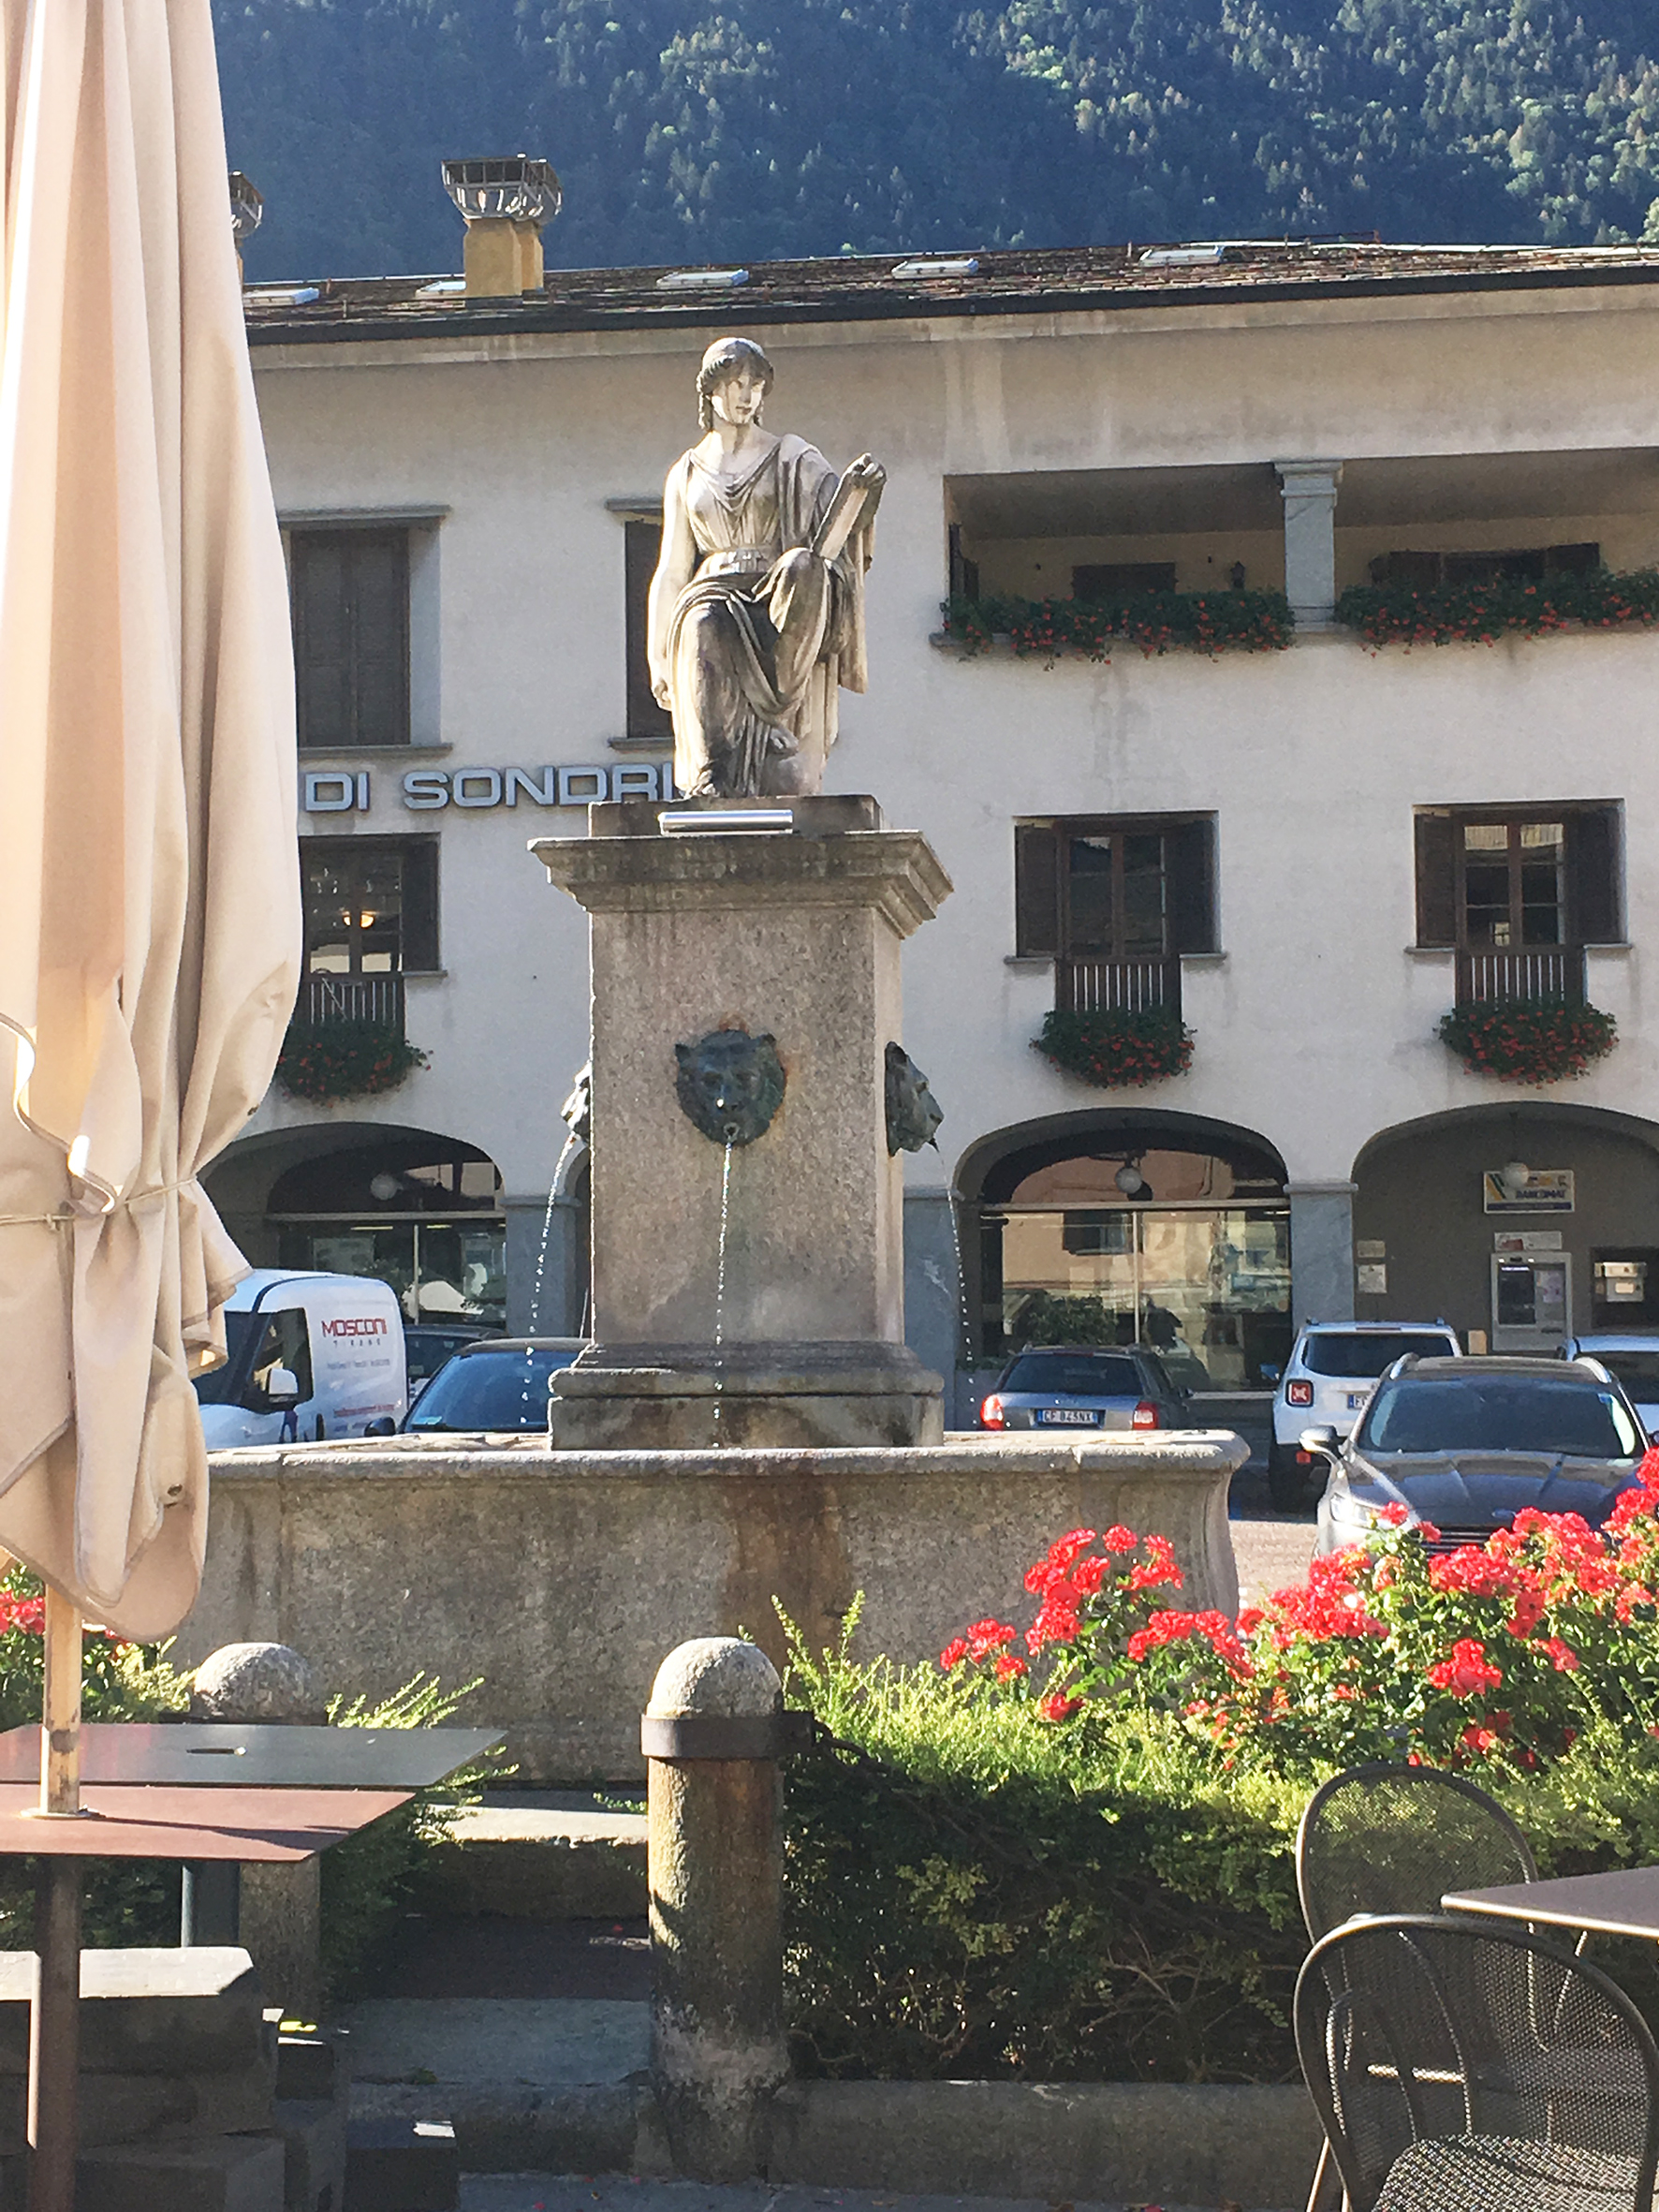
362;1417;396;1438
264;1366;301;1408
1299;1424;1341;1458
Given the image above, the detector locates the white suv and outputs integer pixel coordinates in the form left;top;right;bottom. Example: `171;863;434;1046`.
1269;1320;1462;1508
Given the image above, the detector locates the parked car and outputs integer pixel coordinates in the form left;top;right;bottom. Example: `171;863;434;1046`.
1307;1353;1647;1556
195;1270;408;1447
979;1345;1192;1433
1560;1334;1659;1437
401;1336;585;1434
1270;1320;1462;1508
404;1321;502;1401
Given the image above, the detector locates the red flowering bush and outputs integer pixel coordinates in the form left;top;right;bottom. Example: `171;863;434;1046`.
937;1447;1659;1777
1035;1007;1194;1088
0;1557;181;1734
943;588;1294;661
276;1020;429;1103
1437;998;1616;1085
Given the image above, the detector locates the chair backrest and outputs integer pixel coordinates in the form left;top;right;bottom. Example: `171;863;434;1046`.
1297;1761;1536;1940
1295;1913;1659;2212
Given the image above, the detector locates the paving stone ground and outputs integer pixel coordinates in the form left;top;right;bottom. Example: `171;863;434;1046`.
458;2178;1290;2212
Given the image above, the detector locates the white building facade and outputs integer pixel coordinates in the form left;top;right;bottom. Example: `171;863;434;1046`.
213;239;1659;1414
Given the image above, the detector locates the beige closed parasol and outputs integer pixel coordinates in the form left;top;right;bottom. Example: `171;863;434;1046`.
0;0;300;1644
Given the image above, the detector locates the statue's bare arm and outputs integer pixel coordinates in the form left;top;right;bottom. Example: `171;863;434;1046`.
648;463;697;708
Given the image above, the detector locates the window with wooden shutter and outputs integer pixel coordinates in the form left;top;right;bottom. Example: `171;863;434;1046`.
1565;806;1620;943
624;520;673;745
290;528;410;748
1014;815;1216;962
1014;825;1060;955
1414;812;1457;946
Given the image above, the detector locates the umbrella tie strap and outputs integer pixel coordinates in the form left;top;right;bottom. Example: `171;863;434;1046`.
0;1173;201;1228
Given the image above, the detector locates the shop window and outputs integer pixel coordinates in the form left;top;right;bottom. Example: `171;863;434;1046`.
1371;543;1599;588
1072;561;1177;598
1015;816;1217;972
290;527;411;748
1414;804;1621;964
624;521;673;745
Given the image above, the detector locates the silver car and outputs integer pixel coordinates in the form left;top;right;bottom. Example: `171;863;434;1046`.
1560;1334;1659;1438
979;1345;1192;1433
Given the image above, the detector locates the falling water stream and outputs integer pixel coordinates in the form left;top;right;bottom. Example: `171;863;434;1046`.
712;1138;735;1440
946;1187;978;1427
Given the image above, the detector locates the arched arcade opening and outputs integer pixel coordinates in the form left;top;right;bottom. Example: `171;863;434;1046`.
953;1110;1292;1392
1354;1102;1659;1351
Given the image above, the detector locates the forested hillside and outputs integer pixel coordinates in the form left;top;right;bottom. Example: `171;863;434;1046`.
214;0;1659;282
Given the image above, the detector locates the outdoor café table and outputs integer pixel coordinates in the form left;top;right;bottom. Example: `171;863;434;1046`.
0;1721;502;1941
1444;1865;1659;1941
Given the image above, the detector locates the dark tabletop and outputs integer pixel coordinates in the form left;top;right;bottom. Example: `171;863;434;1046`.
1445;1865;1659;1940
0;1783;411;1861
0;1722;500;1792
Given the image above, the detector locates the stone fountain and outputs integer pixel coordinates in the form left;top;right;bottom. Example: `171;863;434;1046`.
534;336;954;1448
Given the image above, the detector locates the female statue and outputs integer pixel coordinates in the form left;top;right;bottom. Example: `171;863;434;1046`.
647;337;883;798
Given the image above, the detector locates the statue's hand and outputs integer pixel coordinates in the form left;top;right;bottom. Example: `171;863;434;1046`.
844;451;886;489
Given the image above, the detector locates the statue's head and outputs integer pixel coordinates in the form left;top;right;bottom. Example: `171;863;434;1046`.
697;336;774;431
885;1043;944;1156
675;1026;786;1147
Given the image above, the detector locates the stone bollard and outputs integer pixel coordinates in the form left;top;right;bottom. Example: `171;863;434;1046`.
642;1638;800;2180
186;1644;329;2023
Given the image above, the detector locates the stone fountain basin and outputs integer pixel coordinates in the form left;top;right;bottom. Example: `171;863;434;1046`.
184;1432;1247;1782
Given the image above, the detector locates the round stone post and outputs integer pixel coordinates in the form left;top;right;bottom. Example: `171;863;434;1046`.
643;1638;788;2180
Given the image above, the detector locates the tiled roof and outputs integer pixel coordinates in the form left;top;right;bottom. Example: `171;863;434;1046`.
243;238;1659;347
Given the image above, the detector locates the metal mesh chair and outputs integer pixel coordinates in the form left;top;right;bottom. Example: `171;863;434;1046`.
1298;1762;1537;1942
1297;1763;1539;2209
1296;1914;1659;2212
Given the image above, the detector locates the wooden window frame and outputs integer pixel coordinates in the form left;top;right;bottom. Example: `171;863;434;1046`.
1415;803;1622;951
1015;814;1216;960
300;834;439;978
290;525;412;750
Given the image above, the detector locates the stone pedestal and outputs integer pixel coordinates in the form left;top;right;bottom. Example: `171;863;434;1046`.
532;795;951;1447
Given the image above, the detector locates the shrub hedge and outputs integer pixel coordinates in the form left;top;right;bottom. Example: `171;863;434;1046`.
781;1467;1659;2082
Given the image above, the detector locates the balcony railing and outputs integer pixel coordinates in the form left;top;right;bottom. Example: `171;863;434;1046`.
1056;954;1182;1018
1454;947;1586;1007
297;972;406;1032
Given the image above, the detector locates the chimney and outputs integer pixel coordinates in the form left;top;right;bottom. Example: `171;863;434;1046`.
228;170;263;284
441;156;561;299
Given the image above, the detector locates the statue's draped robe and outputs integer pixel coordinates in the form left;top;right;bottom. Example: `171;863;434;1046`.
660;434;872;797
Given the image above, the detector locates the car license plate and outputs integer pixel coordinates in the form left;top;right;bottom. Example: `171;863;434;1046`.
1037;1408;1100;1426
1347;1393;1368;1410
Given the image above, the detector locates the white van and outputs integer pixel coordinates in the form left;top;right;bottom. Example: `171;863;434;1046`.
194;1270;407;1449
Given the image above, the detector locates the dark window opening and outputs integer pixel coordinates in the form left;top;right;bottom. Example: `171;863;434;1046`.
298;836;437;1027
624;520;674;745
947;524;980;602
1073;561;1178;599
1015;817;1216;1008
1415;804;1620;997
1371;543;1599;589
290;528;410;749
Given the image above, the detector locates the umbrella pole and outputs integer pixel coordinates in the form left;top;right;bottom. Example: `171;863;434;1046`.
28;1590;82;2212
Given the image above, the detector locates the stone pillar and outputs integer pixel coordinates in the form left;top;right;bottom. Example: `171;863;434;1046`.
643;1638;789;2181
185;1644;327;2022
1288;1180;1358;1327
1274;460;1343;627
534;795;952;1445
505;1188;587;1336
903;1187;966;1425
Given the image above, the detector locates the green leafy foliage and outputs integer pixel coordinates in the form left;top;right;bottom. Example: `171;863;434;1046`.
215;2;1659;285
780;1470;1659;2079
1005;1290;1120;1346
1035;1006;1195;1087
1437;997;1617;1084
276;1021;428;1103
943;591;1294;659
1337;568;1659;646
